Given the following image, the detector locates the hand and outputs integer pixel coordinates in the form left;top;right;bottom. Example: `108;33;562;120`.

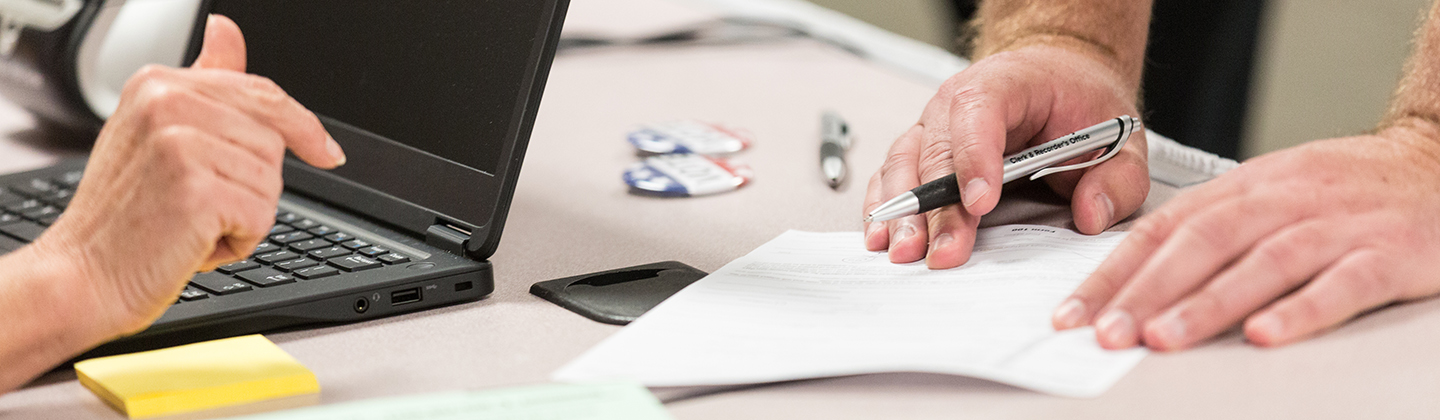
862;44;1150;269
27;15;344;341
1054;124;1440;350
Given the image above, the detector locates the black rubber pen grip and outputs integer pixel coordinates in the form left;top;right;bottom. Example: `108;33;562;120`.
913;174;962;214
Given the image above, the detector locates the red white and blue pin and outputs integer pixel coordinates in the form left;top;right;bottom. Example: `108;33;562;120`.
627;120;753;156
624;153;754;197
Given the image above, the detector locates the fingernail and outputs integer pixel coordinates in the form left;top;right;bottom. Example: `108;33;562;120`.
1096;310;1137;347
326;135;347;167
928;233;954;258
1053;298;1087;329
1249;313;1284;341
1150;311;1187;346
962;178;990;208
865;222;884;244
891;223;916;248
1096;193;1115;229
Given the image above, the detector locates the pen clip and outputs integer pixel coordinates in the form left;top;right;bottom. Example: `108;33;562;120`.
1028;117;1136;181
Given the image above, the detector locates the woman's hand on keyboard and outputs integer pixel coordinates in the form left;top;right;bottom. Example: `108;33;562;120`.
30;14;345;342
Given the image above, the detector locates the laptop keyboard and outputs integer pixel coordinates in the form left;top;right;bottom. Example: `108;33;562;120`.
0;170;415;304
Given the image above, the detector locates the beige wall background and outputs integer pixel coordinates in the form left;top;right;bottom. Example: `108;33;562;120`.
803;0;1435;159
1245;0;1431;157
802;0;956;49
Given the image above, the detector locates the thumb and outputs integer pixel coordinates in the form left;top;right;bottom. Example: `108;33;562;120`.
191;14;246;72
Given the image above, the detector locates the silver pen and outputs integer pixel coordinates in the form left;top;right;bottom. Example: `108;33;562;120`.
865;116;1142;223
821;111;852;189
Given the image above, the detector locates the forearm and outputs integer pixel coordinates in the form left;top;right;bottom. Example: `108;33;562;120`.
971;0;1153;90
0;245;111;393
1382;0;1440;148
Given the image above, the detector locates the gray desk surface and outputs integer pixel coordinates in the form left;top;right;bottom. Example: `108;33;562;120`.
2;0;1439;418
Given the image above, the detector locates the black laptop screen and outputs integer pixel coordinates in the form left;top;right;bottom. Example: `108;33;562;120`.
208;0;547;175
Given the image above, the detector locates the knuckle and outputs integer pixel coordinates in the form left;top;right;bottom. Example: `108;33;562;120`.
257;134;287;164
917;138;955;176
1129;214;1173;250
176;171;214;213
151;126;195;153
245;75;289;103
1287;294;1327;327
124;65;171;92
880;150;918;177
1338;255;1394;303
1252;237;1308;278
1184;290;1230;321
1174;219;1230;251
948;85;991;113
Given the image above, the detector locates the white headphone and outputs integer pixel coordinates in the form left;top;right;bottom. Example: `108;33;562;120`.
0;0;200;124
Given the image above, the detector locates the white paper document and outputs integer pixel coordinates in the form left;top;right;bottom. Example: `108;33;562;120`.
554;225;1148;398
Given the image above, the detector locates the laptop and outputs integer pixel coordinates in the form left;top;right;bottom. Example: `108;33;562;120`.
0;0;569;359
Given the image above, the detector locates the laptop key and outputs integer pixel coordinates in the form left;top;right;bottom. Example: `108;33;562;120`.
329;255;382;272
34;214;59;226
55;171;83;188
293;265;339;280
0;190;23;208
269;231;314;244
325;232;356;243
38;189;72;206
308;246;351;259
340;239;369;250
0;213;23;226
10;179;56;197
20;205;58;221
254;242;281;254
178;286;209;301
0;220;45;242
217;260;261;274
288;239;331;253
307;225;337;236
0;233;25;252
191;272;253;295
378;253;410;264
275;212;301;224
274;258;319;272
236;268;297;287
5;199;42;213
45;195;72;208
269;224;296;235
291;219;320;230
357;246;388;257
255;250;301;264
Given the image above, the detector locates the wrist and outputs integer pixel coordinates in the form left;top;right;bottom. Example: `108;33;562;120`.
21;228;130;350
1376;116;1440;169
982;44;1142;107
0;240;115;372
971;2;1151;89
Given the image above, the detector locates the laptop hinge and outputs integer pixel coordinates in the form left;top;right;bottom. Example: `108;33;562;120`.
425;223;470;255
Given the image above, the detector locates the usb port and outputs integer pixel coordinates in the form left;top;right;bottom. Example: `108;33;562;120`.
390;288;422;306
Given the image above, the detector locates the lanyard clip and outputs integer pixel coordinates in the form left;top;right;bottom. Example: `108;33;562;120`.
1029;117;1138;181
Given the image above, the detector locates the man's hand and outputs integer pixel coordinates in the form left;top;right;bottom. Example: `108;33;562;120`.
862;44;1149;269
1053;124;1440;350
32;14;344;339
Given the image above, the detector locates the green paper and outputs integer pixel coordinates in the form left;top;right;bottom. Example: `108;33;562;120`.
221;382;671;420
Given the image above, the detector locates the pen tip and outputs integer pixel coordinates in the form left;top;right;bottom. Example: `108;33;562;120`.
862;215;873;223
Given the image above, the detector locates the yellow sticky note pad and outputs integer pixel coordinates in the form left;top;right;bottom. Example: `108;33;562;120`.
75;335;320;419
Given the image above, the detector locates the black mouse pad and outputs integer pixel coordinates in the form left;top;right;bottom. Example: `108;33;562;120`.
530;261;709;325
